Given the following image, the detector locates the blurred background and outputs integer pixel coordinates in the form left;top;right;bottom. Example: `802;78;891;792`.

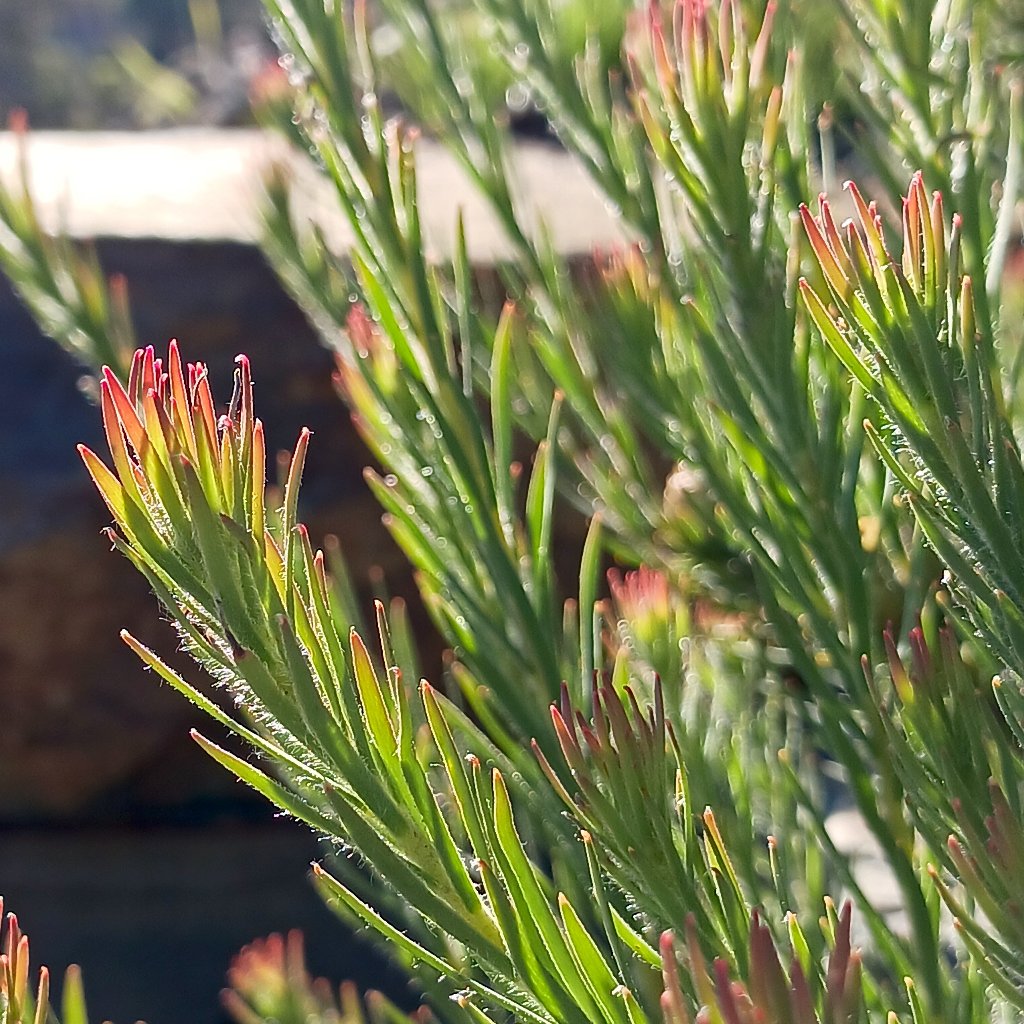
0;2;415;1021
0;0;274;128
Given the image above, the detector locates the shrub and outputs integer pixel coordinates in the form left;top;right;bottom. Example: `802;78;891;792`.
4;0;1024;1021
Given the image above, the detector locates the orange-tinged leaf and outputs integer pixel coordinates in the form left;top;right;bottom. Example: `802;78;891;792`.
193;365;219;460
141;344;157;395
220;416;237;514
799;204;851;301
251;418;266;540
127;347;144;402
844;180;889;268
350;627;397;756
659;932;691;1024
750;0;776;90
819;196;851;277
100;379;148;503
902;194;918;290
649;5;677;99
167;339;197;458
141;386;176;467
284;427;312;534
32;965;49;1024
79;444;131;523
102;365;147;458
931;190;945;293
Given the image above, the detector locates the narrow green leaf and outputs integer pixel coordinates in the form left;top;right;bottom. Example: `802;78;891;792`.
350;627;399;758
312;866;552;1024
191;730;337;834
579;513;603;701
557;893;625;1024
60;966;88;1024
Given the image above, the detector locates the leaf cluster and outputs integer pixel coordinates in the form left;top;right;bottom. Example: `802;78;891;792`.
3;0;1024;1022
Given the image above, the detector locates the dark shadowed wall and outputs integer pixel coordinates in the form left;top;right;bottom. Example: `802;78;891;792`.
0;237;416;1023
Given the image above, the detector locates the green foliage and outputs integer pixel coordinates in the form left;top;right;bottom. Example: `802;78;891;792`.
6;0;1024;1021
0;0;268;129
223;931;426;1024
801;163;1024;1006
0;120;136;377
0;899;90;1024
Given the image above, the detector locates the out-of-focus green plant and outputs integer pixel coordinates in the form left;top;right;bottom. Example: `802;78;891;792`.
0;899;90;1024
0;0;273;129
223;930;428;1024
5;0;1024;1021
0;116;135;377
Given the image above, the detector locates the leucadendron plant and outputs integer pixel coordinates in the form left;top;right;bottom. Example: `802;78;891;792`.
0;899;90;1024
4;0;1024;1021
222;930;428;1024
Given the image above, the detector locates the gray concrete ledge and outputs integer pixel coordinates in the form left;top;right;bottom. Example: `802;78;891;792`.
0;128;625;258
